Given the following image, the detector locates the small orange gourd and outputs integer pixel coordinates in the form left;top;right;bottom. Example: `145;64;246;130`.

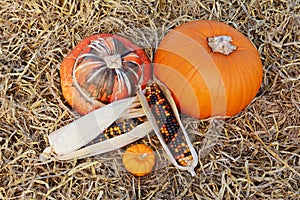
122;144;155;176
154;20;263;119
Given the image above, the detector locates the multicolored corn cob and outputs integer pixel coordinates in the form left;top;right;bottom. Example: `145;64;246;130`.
42;80;197;175
140;83;197;171
85;117;146;146
41;96;153;161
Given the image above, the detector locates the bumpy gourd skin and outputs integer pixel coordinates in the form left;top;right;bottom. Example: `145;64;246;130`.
144;83;193;166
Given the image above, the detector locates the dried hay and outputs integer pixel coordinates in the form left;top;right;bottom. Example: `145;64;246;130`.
0;0;299;199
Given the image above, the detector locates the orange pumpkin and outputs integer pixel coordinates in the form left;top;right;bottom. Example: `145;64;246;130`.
122;144;155;176
60;34;151;115
154;20;263;119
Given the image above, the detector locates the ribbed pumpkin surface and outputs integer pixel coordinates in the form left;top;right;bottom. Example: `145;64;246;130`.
154;20;263;119
122;144;155;176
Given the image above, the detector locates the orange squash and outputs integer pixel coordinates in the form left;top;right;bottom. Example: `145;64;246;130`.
122;144;155;176
154;20;263;119
60;34;151;115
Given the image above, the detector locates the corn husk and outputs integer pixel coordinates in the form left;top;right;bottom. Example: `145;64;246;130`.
40;96;151;161
41;82;198;176
52;121;152;160
137;82;198;176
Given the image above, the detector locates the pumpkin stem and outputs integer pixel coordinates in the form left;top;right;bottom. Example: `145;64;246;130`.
207;36;237;55
139;153;148;160
104;54;122;69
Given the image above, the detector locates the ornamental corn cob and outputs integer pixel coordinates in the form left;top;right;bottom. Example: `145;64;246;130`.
40;96;153;161
138;83;198;175
85;117;146;146
41;81;197;175
144;84;192;166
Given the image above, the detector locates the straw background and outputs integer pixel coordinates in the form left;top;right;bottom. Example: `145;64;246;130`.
0;0;299;199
